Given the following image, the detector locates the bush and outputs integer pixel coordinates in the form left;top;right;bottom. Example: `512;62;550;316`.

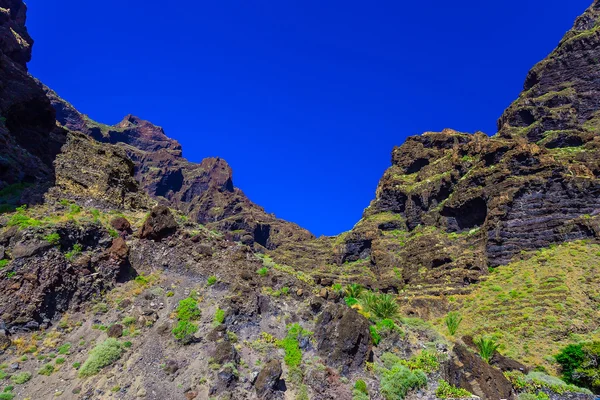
0;260;8;269
10;372;32;384
38;363;54;376
445;312;462;336
214;308;225;325
44;232;60;246
78;338;123;377
556;342;600;393
379;364;427;400
8;206;41;229
57;343;71;355
436;379;472;398
172;320;197;343
0;393;15;400
65;244;83;260
370;326;381;345
279;324;312;367
474;336;500;363
175;297;201;321
504;370;592;395
354;379;368;394
257;267;269;276
207;276;217;286
345;284;364;299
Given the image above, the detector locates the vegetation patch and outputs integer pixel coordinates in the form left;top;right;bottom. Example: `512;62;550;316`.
505;370;592;395
78;338;123;377
436;379;472;398
172;296;201;344
377;353;427;400
555;341;600;393
278;323;312;367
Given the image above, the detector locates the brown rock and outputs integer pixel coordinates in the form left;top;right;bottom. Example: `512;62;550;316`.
444;343;515;400
108;237;129;260
184;391;197;400
319;288;328;299
110;217;132;234
107;324;123;338
139;205;178;241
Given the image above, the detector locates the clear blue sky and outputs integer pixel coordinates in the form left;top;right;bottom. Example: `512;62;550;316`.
26;0;591;236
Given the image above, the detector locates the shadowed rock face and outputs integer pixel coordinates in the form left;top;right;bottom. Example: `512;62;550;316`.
42;86;314;249
0;1;66;200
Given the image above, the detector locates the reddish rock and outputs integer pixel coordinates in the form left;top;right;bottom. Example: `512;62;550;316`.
139;205;178;241
107;324;123;338
108;237;129;260
110;217;132;234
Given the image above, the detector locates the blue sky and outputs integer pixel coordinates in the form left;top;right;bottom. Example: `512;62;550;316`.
27;0;591;236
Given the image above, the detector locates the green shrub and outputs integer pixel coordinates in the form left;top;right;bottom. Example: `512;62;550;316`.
0;393;15;400
175;297;201;321
58;343;71;355
214;308;225;325
55;357;66;365
379;364;427;400
401;350;440;374
352;389;370;400
360;292;399;320
279;324;312;367
436;379;471;398
207;275;217;286
65;244;83;260
474;336;500;363
38;363;54;376
354;379;368;394
10;372;32;384
72;362;81;369
345;284;364;299
8;206;41;229
172;321;197;343
445;312;462;336
0;260;8;269
257;267;269;277
504;370;592;395
556;342;600;393
370;326;381;345
44;232;60;246
78;338;123;377
69;204;81;214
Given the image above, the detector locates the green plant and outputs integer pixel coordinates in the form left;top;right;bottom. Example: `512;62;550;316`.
10;372;32;384
38;363;54;376
175;297;201;321
123;341;133;348
57;343;71;355
65;243;83;260
207;275;217;286
172;320;197;344
504;370;592;396
475;336;500;363
436;380;472;398
78;338;123;377
401;350;440;374
379;363;427;400
360;292;400;319
56;357;66;365
44;232;61;246
445;312;462;336
214;308;225;325
345;284;364;299
370;326;381;345
7;206;41;229
279;323;312;367
0;260;8;269
257;267;269;277
0;393;15;400
69;204;81;214
354;379;368;394
556;341;600;392
72;362;81;369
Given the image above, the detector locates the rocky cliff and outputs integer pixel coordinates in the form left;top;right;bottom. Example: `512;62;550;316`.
0;0;599;399
42;87;313;250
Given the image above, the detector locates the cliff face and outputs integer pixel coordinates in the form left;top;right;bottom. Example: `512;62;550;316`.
269;1;600;314
0;0;65;205
43;87;314;249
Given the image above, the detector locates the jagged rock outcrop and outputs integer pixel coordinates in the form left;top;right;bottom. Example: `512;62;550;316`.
0;1;66;207
42;86;313;249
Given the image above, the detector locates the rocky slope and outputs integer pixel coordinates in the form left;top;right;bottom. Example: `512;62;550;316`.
0;0;600;399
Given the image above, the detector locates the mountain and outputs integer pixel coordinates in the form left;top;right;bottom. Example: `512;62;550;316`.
0;1;599;399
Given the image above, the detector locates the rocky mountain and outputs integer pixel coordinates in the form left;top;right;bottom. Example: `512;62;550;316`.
0;0;599;399
42;87;313;250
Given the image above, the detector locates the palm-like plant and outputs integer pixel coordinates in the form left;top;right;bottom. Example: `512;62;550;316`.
474;336;500;363
445;312;463;336
345;283;364;299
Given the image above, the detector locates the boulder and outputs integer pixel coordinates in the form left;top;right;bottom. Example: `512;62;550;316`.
254;359;283;398
107;324;123;338
315;303;372;376
444;343;515;400
11;240;51;259
110;217;132;234
139;205;177;241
